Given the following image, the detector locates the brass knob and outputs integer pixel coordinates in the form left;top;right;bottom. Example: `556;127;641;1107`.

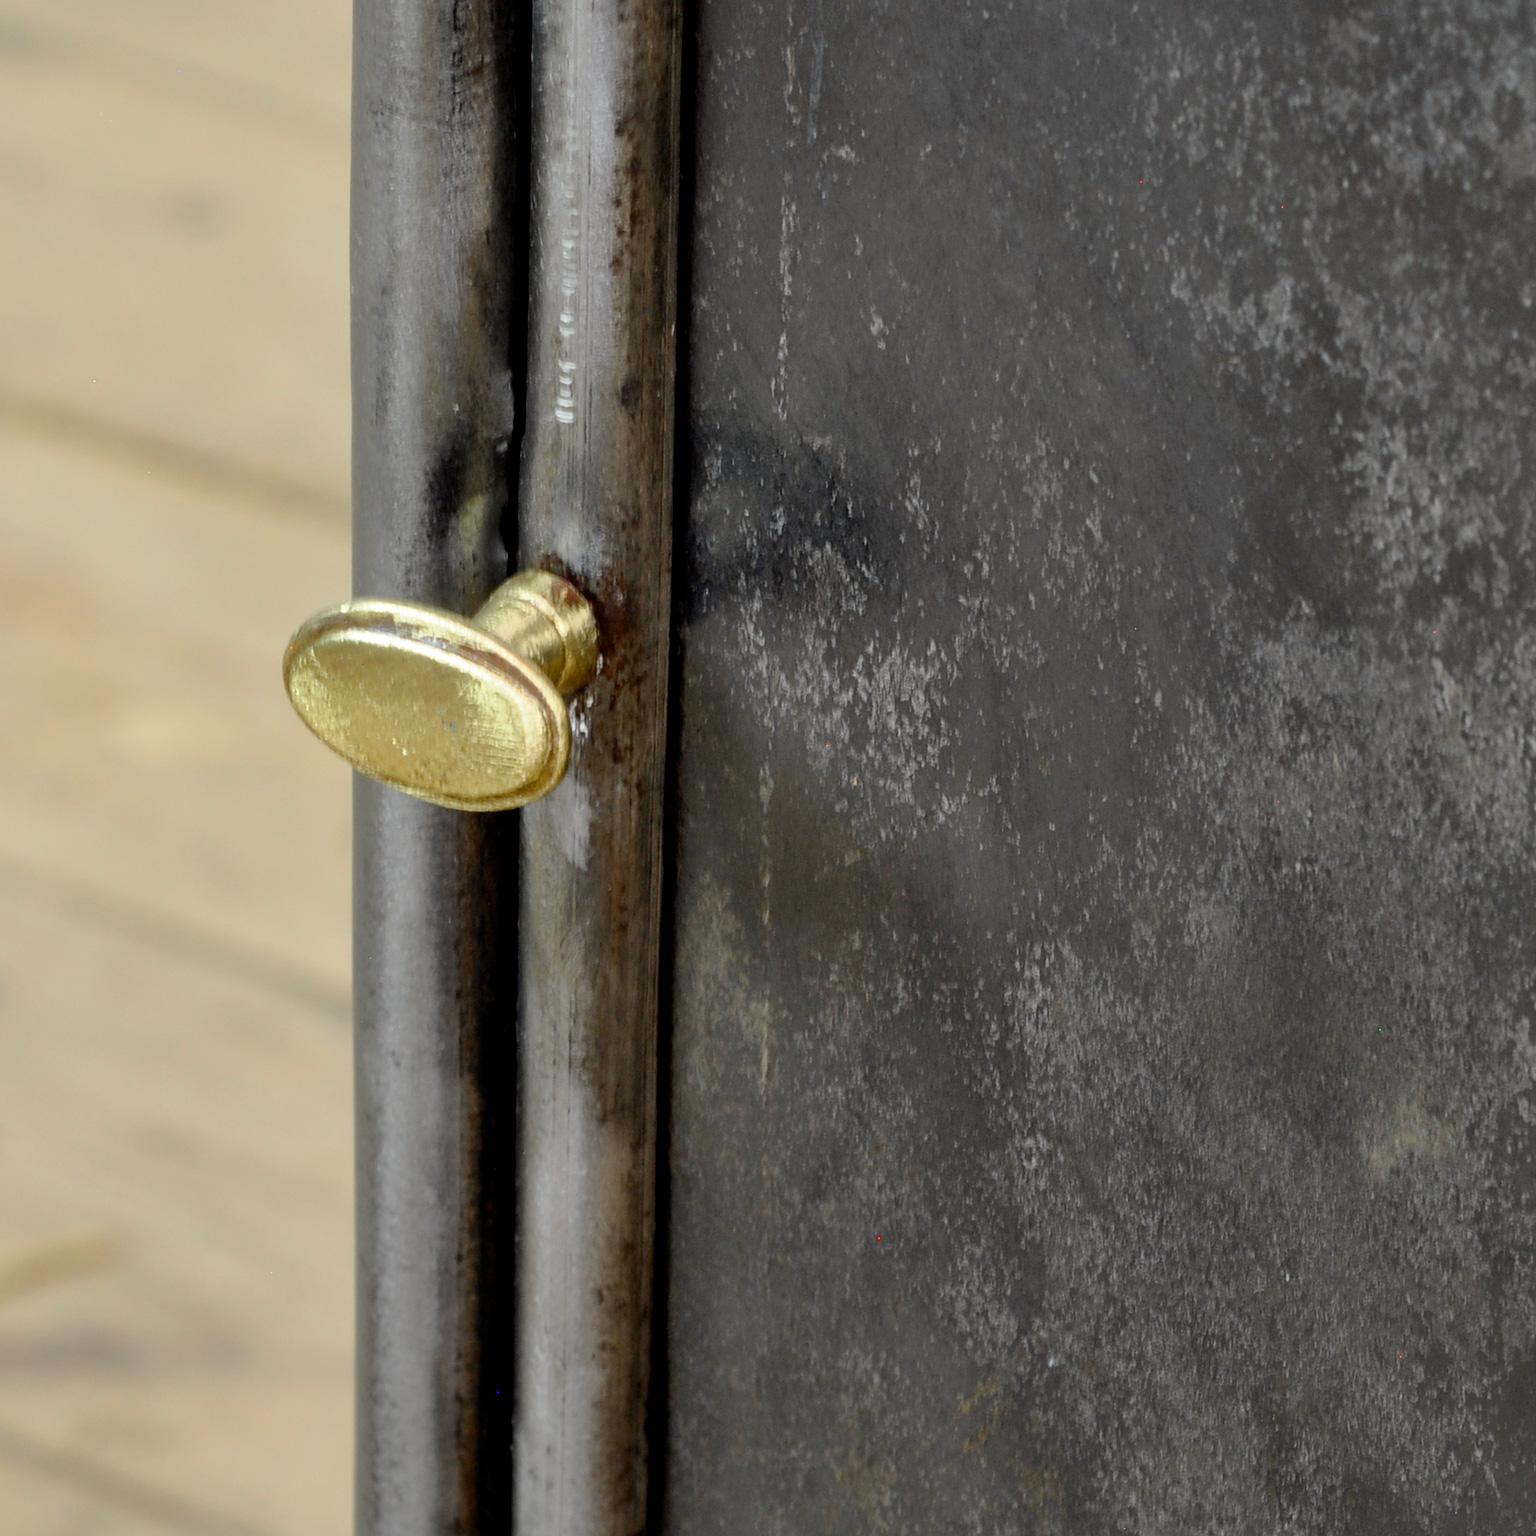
282;569;599;811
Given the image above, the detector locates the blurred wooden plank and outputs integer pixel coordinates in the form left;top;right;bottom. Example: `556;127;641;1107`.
0;7;357;1532
0;875;352;1536
0;413;352;994
0;19;350;508
1;1463;190;1536
0;1421;266;1536
0;0;350;132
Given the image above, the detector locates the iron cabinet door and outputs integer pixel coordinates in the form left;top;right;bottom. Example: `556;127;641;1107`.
318;1;1536;1532
662;3;1536;1533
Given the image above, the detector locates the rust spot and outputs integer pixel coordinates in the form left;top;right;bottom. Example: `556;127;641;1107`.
1021;1463;1066;1509
962;1421;994;1457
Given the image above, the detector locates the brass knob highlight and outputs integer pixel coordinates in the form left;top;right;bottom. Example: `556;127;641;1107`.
283;569;599;811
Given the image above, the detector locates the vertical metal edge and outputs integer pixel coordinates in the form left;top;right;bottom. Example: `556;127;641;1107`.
514;0;683;1529
350;2;521;1531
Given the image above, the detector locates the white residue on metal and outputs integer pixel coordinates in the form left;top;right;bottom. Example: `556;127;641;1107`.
551;774;593;871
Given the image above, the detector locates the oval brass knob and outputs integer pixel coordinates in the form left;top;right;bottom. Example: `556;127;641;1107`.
282;569;599;811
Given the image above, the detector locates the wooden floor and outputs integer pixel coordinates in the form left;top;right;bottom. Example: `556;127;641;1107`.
0;4;357;1530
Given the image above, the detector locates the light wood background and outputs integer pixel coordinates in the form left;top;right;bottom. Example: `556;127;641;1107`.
0;3;356;1531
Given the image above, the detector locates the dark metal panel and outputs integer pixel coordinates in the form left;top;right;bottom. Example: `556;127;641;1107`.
666;1;1536;1532
513;0;682;1530
350;2;520;1531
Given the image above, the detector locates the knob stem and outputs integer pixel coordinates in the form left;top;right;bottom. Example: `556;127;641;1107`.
474;569;599;695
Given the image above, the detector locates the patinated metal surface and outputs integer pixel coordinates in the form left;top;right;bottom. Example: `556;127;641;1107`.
665;1;1536;1531
350;1;519;1530
514;0;681;1530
